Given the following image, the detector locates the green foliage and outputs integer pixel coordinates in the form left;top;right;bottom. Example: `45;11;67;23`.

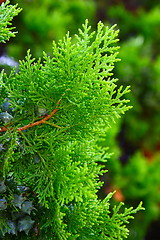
118;152;160;240
9;0;96;59
101;3;160;178
0;18;144;239
111;6;160;149
107;4;160;43
0;0;21;43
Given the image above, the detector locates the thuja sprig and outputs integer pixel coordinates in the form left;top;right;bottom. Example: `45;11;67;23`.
0;19;144;239
0;0;21;43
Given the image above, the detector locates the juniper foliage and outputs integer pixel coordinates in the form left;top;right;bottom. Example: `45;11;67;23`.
0;2;144;239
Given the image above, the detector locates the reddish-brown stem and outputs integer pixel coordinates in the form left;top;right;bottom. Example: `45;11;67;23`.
18;107;59;131
0;126;9;132
0;99;61;133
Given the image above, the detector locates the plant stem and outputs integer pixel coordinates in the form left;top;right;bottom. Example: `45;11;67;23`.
0;99;61;133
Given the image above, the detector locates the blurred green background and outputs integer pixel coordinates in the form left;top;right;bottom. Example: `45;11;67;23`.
1;0;160;239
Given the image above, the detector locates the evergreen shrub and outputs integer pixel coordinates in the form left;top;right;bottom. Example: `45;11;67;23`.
0;1;144;239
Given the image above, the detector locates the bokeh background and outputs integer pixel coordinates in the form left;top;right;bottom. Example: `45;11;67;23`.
1;0;160;239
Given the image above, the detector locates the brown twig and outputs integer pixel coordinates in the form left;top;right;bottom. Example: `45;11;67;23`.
0;126;8;132
0;99;61;133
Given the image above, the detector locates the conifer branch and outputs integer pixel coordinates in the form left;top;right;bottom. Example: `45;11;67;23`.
0;126;8;132
0;18;144;239
0;99;62;132
0;0;21;43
